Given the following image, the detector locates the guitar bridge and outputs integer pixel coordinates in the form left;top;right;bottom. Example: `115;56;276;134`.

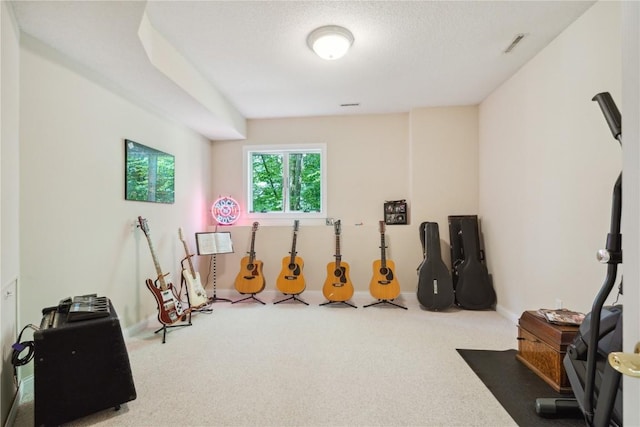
243;276;255;280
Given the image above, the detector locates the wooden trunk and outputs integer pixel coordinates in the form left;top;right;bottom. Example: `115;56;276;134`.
516;310;580;393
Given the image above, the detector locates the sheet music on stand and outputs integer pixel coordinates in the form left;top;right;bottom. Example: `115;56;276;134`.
196;231;234;302
195;232;234;255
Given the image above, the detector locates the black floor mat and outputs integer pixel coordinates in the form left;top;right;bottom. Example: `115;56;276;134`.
457;349;585;427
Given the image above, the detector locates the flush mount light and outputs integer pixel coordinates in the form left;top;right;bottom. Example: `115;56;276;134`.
307;25;354;60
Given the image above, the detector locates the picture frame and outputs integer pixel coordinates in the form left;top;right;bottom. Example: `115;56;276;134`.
124;139;175;204
384;200;408;225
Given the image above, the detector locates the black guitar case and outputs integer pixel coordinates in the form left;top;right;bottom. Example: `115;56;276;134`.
454;218;496;310
448;215;483;290
417;222;454;310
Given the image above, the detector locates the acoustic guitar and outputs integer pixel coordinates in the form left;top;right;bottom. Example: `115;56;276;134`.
178;227;209;308
138;216;185;325
234;222;266;295
454;218;496;309
369;221;401;300
322;220;354;302
416;221;454;310
276;220;306;295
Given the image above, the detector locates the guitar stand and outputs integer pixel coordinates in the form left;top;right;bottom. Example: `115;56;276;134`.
153;273;195;344
210;254;232;303
154;320;191;344
363;299;408;310
210;294;232;303
274;293;309;305
319;300;357;309
232;294;265;305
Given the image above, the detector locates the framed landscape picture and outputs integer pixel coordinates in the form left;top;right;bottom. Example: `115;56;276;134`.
125;139;175;204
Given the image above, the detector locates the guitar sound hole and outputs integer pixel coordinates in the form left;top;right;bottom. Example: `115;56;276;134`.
247;263;254;270
288;263;297;271
334;269;342;278
379;267;389;275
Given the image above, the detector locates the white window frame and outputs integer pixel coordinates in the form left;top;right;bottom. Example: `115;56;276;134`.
243;143;327;221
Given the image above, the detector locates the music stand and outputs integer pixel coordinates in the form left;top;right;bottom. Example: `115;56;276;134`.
196;231;234;303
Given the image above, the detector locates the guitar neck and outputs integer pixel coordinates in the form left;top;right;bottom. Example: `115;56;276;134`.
248;231;257;262
181;240;197;277
144;233;169;290
335;234;341;268
289;232;298;263
380;233;387;268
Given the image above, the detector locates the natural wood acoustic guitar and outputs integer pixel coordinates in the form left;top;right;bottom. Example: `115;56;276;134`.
369;221;401;301
138;216;186;325
234;222;265;295
276;220;306;295
322;220;354;302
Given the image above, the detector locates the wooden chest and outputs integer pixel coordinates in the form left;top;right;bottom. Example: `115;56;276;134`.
516;310;580;393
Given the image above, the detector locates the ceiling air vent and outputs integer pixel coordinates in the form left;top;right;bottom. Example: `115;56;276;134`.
504;33;527;54
340;103;360;107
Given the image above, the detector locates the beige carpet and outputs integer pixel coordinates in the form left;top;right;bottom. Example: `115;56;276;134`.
12;291;518;426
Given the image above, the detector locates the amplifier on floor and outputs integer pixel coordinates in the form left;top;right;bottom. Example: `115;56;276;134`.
34;296;136;426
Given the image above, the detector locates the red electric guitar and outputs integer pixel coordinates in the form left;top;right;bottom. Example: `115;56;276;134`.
138;216;185;325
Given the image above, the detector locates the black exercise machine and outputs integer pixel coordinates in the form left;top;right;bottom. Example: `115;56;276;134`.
535;92;623;426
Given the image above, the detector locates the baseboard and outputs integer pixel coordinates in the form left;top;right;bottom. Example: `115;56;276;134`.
122;316;151;339
4;375;33;427
122;290;520;336
496;303;519;325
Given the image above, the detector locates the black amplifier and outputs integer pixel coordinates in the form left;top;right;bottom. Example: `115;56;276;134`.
34;296;136;426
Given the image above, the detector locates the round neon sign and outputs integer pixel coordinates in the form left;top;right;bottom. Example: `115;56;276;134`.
211;196;240;225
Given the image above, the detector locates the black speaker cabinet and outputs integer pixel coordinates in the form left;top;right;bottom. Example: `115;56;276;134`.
447;215;483;288
34;298;136;426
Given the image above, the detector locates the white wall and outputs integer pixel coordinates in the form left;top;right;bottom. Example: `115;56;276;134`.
18;35;213;343
1;1;21;424
479;1;622;321
410;105;480;254
210;108;479;295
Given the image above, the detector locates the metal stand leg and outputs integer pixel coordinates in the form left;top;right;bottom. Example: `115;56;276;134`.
210;254;231;303
154;322;192;344
274;294;309;305
319;300;357;308
232;294;266;305
363;299;408;310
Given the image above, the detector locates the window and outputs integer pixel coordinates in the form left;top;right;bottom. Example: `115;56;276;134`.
244;144;326;218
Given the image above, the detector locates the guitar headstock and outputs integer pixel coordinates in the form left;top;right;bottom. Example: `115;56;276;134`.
138;216;150;236
293;219;299;232
334;219;341;235
379;220;386;234
252;221;259;232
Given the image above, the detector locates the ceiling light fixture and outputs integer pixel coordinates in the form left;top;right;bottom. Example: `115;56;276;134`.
307;25;354;60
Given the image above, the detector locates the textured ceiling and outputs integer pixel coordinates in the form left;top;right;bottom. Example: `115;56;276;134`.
10;1;596;140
